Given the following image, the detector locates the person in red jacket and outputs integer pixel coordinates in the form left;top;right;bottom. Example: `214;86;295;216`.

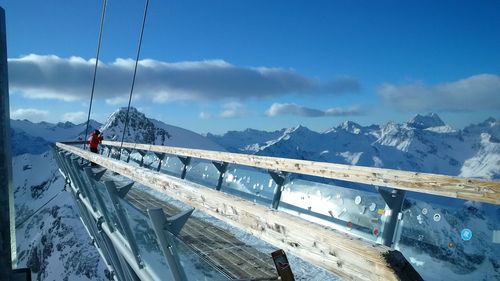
88;129;103;166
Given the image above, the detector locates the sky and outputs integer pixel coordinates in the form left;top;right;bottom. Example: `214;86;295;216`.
1;0;499;134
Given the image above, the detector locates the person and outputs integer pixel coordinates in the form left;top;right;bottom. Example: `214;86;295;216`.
88;129;103;166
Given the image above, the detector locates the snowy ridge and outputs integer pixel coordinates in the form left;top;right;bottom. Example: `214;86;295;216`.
100;107;224;151
11;119;102;143
209;113;500;179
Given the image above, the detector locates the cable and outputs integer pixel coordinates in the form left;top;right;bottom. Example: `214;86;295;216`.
83;0;108;151
119;0;150;152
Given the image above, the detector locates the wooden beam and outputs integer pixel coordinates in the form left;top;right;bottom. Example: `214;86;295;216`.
57;143;422;281
96;140;500;205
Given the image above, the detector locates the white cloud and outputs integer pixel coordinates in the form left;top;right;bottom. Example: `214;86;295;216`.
265;103;362;117
62;111;86;123
9;54;360;103
10;108;49;121
219;102;248;118
378;74;500;111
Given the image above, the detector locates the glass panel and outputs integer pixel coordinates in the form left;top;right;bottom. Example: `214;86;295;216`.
74;168;99;211
279;179;387;243
94;182;124;234
220;164;276;204
395;193;500;281
118;197;175;280
159;155;184;177
167;231;229;280
184;159;221;188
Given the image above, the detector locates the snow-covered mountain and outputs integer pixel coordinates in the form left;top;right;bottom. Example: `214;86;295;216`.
100;107;225;151
209;114;500;180
13;152;107;281
11;119;102;143
206;128;286;153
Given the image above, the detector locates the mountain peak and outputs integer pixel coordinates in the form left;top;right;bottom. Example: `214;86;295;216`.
407;113;445;129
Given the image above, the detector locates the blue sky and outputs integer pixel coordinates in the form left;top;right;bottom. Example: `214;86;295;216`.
2;0;499;133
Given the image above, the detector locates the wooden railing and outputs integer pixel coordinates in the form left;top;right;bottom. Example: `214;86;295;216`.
91;140;500;205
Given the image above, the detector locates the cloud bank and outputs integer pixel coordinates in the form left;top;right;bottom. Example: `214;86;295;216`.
266;103;362;117
9;54;360;103
10;108;49;121
378;74;500;111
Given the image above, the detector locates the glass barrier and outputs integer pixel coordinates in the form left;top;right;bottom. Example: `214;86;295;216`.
220;164;276;205
118;197;175;280
278;179;387;243
395;193;500;281
159;155;184;178
94;182;124;234
184;159;220;188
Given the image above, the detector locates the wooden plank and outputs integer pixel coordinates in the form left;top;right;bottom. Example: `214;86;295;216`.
96;140;500;205
57;143;422;281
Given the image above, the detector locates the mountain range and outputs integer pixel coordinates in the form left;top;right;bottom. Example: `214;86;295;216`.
207;113;499;179
11;107;499;280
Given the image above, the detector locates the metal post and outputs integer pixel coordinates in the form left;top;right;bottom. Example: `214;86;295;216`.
104;181;143;268
269;171;288;209
178;156;191;179
212;161;228;191
377;187;406;247
147;208;189;281
0;7;14;276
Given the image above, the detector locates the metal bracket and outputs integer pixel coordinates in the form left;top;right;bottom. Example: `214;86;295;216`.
117;182;134;198
269;171;289;209
155;153;166;171
212;161;228;191
147;208;190;281
178;156;191;179
92;168;107;181
376;187;406;247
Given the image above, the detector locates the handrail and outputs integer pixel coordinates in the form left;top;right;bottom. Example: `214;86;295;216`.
60;140;500;205
56;142;422;281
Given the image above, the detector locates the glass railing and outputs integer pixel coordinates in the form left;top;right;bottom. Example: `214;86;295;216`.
395;193;500;281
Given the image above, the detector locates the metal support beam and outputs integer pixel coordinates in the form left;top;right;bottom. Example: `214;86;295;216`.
178;156;191;179
147;208;189;281
269;171;288;209
212;161;228;191
377;187;406;247
104;181;143;268
0;7;16;274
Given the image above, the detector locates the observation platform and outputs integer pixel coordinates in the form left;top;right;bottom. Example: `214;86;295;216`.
53;140;500;281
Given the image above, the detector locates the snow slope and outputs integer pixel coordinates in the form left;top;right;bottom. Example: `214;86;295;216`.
13;152;107;281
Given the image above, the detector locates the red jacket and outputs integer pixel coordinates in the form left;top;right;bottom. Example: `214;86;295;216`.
88;132;103;149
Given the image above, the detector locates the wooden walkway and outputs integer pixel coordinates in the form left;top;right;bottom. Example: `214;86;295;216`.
125;188;278;280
